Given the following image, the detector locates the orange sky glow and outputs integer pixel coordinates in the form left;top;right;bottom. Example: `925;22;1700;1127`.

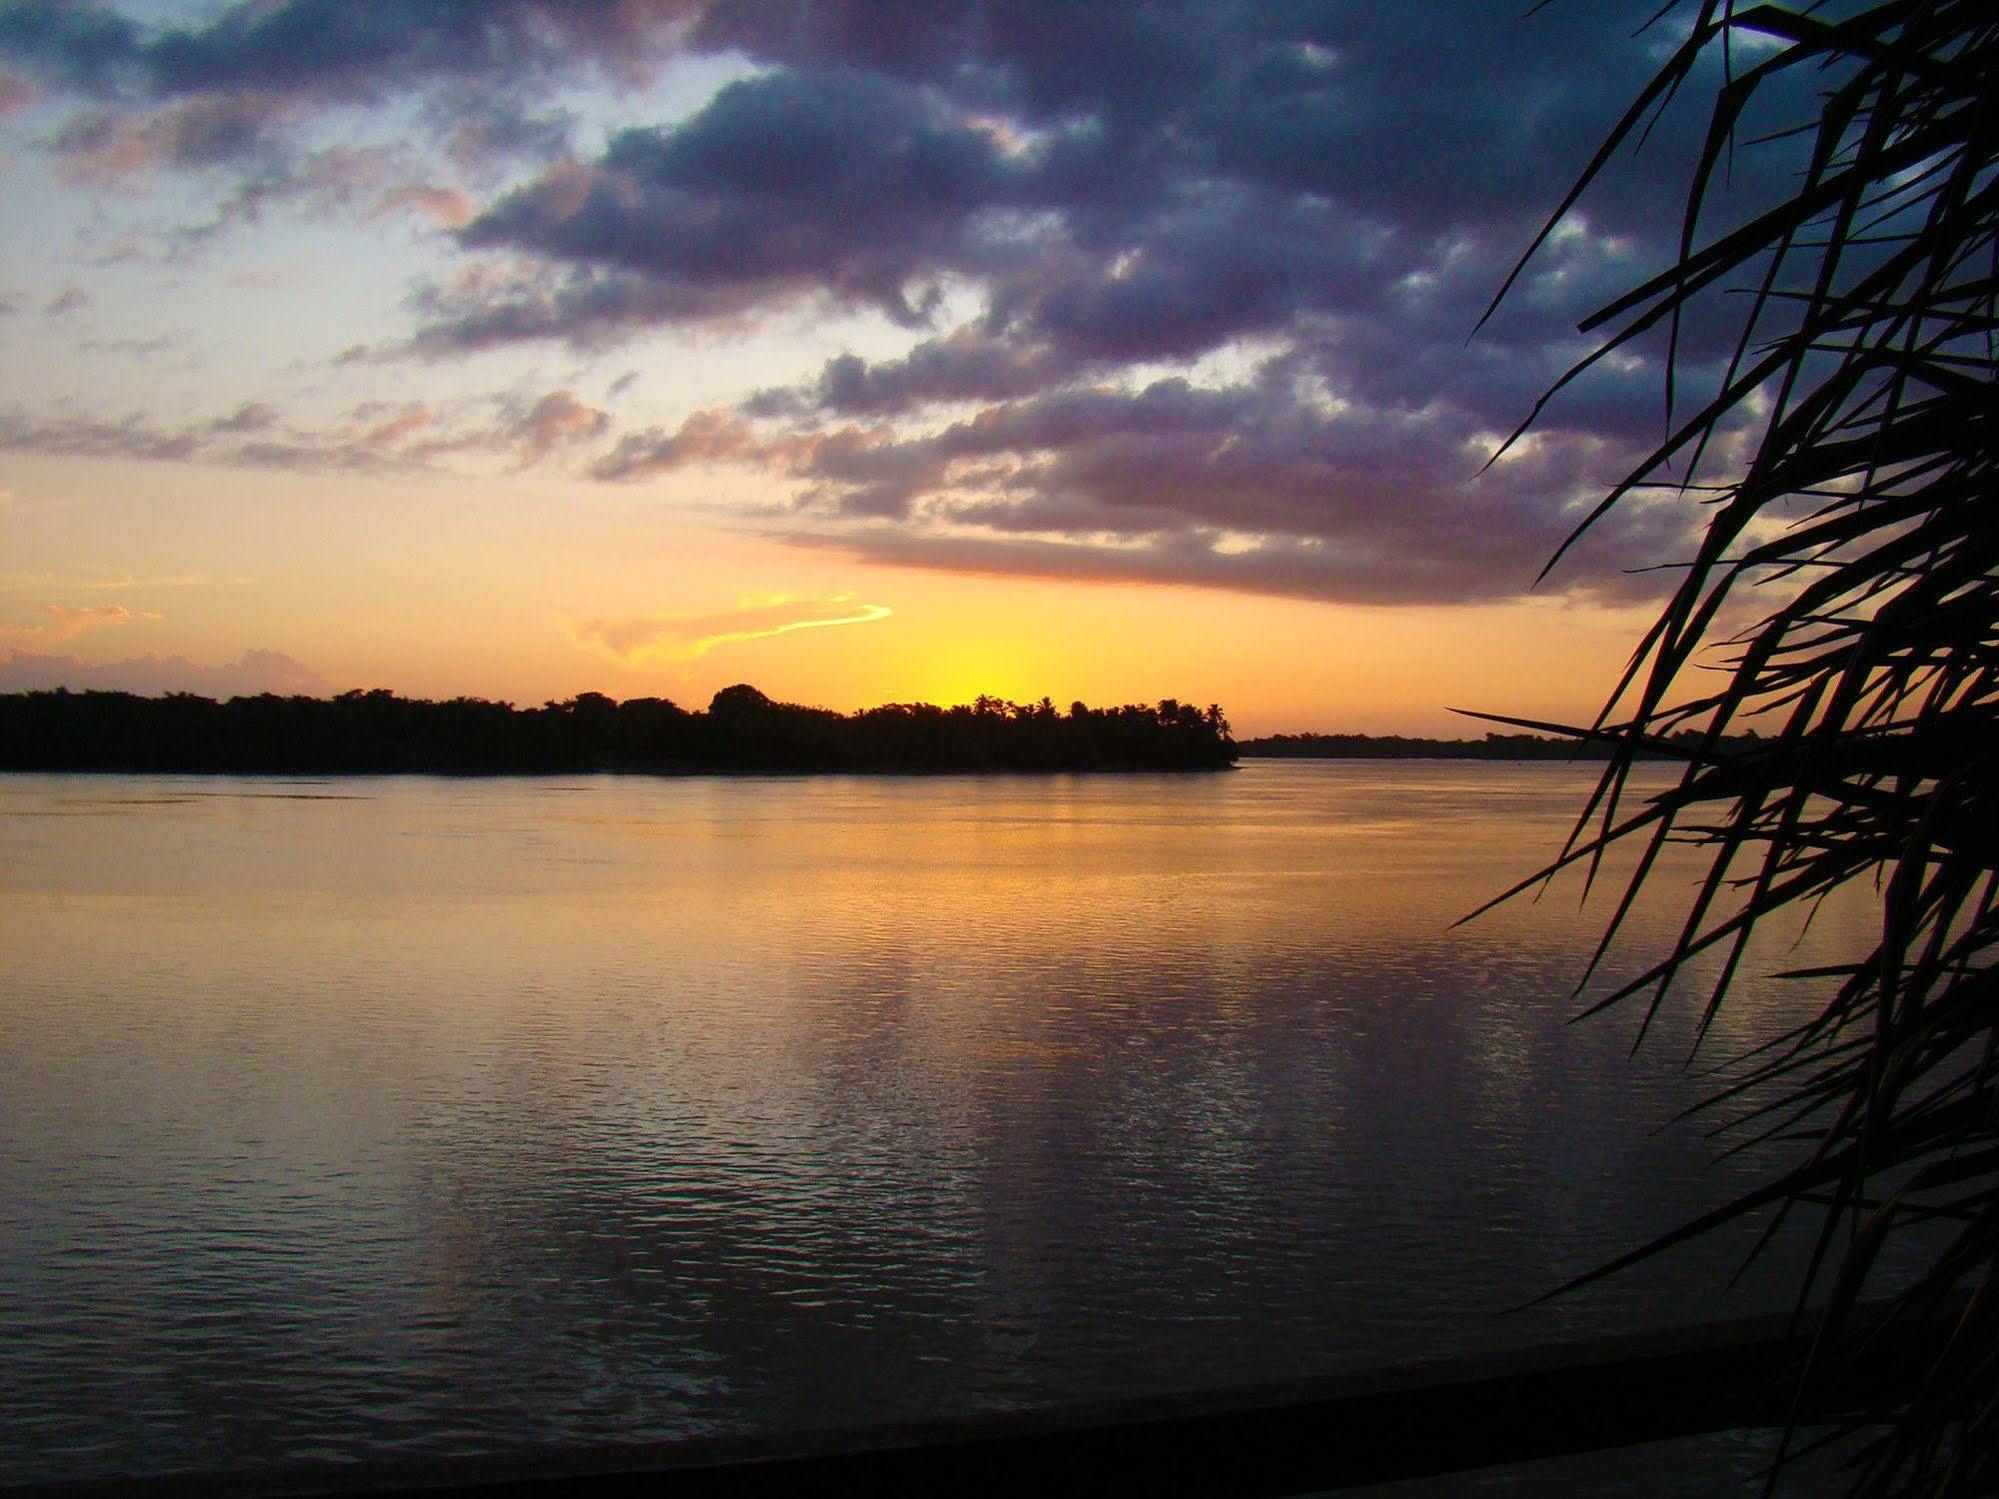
0;4;1726;738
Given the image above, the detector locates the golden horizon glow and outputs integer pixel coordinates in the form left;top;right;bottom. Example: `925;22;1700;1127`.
0;6;1709;749
0;450;1664;737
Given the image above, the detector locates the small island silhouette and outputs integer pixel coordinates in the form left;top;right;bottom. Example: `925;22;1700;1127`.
0;684;1238;775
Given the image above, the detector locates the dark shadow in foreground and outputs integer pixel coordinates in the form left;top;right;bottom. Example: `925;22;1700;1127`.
9;1298;1953;1499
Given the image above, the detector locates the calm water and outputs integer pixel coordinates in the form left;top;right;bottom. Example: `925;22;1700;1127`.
0;763;1871;1489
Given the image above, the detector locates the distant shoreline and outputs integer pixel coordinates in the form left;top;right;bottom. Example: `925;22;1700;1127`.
1238;732;1749;762
0;687;1752;776
0;685;1237;776
0;763;1240;781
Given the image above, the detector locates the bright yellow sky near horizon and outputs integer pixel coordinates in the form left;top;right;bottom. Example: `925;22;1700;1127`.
1;447;1651;738
0;5;1715;742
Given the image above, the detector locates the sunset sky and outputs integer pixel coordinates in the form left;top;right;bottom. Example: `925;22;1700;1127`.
0;1;1780;734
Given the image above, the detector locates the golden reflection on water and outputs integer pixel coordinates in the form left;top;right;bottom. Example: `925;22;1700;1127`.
0;763;1873;1483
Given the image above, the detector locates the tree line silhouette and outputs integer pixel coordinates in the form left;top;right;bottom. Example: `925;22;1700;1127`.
0;684;1236;774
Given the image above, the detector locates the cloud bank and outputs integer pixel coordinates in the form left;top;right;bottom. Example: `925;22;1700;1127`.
0;645;330;696
0;387;609;472
2;1;1806;609
1;600;161;644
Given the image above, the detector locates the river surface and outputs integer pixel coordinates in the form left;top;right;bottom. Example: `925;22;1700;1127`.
0;763;1872;1490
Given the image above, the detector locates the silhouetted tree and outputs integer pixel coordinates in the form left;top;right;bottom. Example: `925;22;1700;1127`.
0;685;1236;775
1495;5;1997;1491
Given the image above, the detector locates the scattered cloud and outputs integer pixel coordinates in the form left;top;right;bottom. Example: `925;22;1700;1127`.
778;518;1677;610
504;388;606;464
373;182;475;229
0;409;201;462
166;142;484;243
597;367;1700;606
44;284;91;315
427;88;575;171
50;92;290;185
81;232;149;266
0;646;331;697
0;388;615;472
2;602;162;646
569;596;893;664
591;406;760;479
39;100;478;248
222;398;472;470
210;400;277;433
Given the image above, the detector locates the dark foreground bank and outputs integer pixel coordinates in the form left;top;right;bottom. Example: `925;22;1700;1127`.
0;685;1237;775
8;1299;1940;1498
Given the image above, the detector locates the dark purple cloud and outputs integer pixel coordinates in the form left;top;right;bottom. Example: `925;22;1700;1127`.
603;365;1693;605
450;66;1028;334
1;1;1811;608
743;331;1075;419
0;1;691;102
0;1;672;202
775;518;1675;612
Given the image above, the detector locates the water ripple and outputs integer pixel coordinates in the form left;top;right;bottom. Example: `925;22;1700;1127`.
0;764;1874;1485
